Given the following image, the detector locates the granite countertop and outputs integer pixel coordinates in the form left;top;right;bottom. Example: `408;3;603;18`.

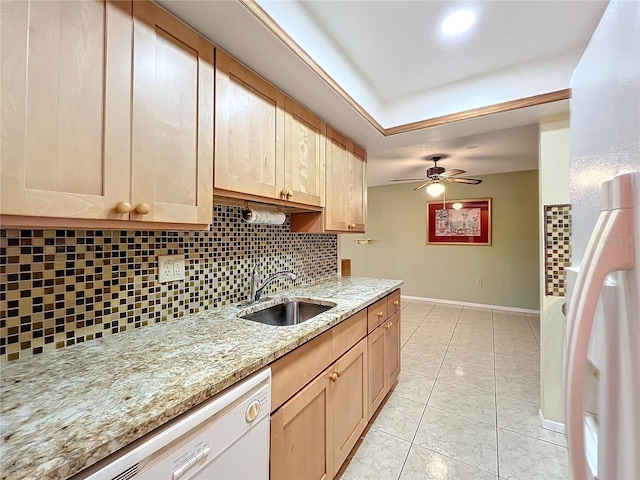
0;276;403;480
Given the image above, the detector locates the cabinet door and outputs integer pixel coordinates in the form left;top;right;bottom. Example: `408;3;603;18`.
385;311;401;389
215;50;285;200
271;367;334;480
284;98;325;207
349;145;367;232
333;338;368;472
367;324;387;420
325;128;350;231
1;0;131;220
131;1;214;224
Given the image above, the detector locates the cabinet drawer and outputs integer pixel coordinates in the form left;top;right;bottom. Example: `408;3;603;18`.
271;330;331;412
367;297;388;333
388;289;401;316
331;309;367;362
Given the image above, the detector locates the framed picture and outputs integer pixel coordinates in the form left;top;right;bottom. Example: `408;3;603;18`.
426;198;492;245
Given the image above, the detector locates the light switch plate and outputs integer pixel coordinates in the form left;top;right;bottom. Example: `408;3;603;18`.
158;255;185;282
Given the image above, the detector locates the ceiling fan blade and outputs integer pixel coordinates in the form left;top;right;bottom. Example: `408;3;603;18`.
447;177;482;185
390;177;427;182
440;169;466;177
413;181;431;191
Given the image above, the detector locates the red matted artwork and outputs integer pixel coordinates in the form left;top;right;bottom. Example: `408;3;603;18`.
426;198;492;245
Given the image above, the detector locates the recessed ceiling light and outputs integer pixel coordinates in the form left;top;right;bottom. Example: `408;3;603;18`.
441;10;476;35
465;144;479;149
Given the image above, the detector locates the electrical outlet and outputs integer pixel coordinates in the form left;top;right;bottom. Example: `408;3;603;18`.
476;278;483;286
158;255;185;282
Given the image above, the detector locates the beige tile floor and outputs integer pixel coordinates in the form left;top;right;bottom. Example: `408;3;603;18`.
338;299;568;480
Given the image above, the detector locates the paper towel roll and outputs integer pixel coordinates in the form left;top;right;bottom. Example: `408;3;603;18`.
242;208;286;225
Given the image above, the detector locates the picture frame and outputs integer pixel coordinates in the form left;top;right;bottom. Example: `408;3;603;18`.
426;198;492;245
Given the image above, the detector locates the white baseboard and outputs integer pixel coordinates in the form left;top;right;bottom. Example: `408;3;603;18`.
401;295;541;315
538;409;566;434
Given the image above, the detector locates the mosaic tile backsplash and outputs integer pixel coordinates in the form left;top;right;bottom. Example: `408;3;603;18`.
544;204;572;296
0;205;338;362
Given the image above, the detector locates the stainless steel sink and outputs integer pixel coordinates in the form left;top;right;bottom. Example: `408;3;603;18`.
241;300;334;326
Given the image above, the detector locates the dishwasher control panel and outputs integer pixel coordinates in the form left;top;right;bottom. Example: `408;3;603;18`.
169;387;271;480
163;384;271;479
172;444;211;480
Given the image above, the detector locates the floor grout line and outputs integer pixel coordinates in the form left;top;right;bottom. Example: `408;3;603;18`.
496;425;568;449
396;304;463;478
492;308;501;479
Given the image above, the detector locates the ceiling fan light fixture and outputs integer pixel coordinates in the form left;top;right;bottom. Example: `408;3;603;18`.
441;10;476;35
426;182;445;197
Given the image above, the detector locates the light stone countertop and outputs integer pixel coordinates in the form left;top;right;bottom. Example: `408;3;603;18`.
0;276;403;480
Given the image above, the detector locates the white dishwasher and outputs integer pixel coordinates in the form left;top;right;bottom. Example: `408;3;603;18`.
78;367;271;480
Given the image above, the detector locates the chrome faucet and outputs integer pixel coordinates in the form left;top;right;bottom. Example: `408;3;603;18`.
250;265;297;303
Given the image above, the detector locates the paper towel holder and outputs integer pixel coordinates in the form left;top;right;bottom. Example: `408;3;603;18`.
241;207;286;225
355;239;374;245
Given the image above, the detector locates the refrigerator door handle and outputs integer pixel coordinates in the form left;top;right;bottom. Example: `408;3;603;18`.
565;207;634;480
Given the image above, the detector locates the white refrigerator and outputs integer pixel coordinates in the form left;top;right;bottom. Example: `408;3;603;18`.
564;1;640;479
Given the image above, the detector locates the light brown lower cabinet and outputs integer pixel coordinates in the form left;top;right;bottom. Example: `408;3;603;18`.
385;311;401;390
367;323;387;419
270;338;368;480
368;310;401;420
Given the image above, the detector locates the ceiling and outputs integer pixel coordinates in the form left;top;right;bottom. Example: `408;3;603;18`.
158;0;608;186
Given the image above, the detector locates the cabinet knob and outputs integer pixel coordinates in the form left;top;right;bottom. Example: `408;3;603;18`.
287;190;293;198
377;311;383;318
350;223;356;229
135;203;151;215
389;321;393;327
336;368;342;378
393;300;399;307
329;372;338;382
115;201;132;214
280;189;288;199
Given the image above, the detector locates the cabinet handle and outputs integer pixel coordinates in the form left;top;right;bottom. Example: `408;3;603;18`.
135;203;151;215
377;311;383;318
393;300;399;307
329;372;338;382
115;201;132;214
336;368;342;377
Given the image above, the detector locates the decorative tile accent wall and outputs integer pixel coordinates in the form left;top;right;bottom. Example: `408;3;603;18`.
544;204;572;296
0;205;337;362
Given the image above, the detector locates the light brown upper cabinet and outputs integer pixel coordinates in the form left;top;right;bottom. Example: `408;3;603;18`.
215;52;325;208
130;2;213;225
0;0;213;228
214;50;285;201
325;128;367;232
1;0;131;221
283;98;326;208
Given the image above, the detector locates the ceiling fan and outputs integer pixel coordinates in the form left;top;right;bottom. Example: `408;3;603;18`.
390;156;482;193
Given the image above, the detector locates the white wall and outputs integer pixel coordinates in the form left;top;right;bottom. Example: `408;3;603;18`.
538;114;570;426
